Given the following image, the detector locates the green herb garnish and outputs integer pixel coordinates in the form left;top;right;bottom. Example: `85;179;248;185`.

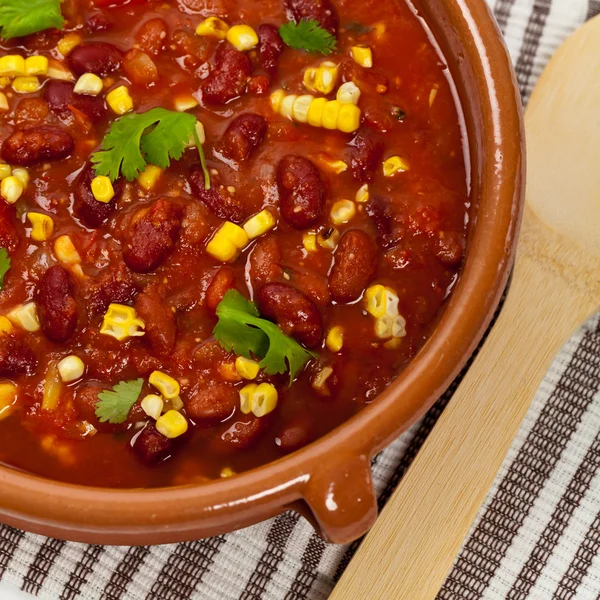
0;0;64;40
0;248;11;291
213;290;315;383
279;19;337;55
91;108;210;188
95;379;144;425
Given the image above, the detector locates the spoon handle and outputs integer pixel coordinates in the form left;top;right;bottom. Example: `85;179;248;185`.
330;209;599;600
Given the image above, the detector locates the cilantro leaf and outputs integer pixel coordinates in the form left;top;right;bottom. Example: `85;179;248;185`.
279;20;337;55
95;379;144;425
0;248;10;291
213;290;315;383
0;0;64;40
92;108;210;188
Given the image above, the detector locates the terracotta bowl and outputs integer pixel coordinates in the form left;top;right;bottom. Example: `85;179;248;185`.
0;0;524;545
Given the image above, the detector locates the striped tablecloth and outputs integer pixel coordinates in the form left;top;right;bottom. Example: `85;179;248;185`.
1;1;599;598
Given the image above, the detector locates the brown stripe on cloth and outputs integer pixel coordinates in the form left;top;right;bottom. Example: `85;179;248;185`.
555;510;600;599
60;545;105;600
0;526;24;579
588;0;600;18
146;537;226;600
21;537;65;595
438;322;600;599
284;536;326;600
239;512;299;600
507;431;600;598
102;546;150;600
494;0;520;34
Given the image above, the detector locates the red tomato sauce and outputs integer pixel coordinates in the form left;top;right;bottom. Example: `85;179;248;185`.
0;0;469;487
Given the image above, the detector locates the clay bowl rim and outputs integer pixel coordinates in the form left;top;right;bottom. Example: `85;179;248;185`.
0;0;524;544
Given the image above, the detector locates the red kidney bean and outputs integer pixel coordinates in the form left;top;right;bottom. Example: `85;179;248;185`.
134;290;177;357
44;80;106;123
0;333;37;376
248;236;283;291
171;29;213;68
366;195;396;249
202;43;252;105
186;382;237;422
347;128;385;182
257;282;323;348
135;18;169;55
1;126;74;166
123;199;183;273
275;415;313;453
123;49;159;87
189;166;245;222
329;230;378;303
68;42;124;77
247;75;270;95
0;202;20;252
84;264;137;315
205;267;235;312
217;113;267;163
37;265;78;343
257;24;284;74
277;155;326;229
132;423;173;465
86;12;113;32
14;98;49;126
217;416;265;451
434;231;465;266
73;165;122;228
73;383;123;433
284;0;339;35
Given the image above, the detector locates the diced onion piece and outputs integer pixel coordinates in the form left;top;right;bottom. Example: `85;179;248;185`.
141;394;164;420
7;302;40;332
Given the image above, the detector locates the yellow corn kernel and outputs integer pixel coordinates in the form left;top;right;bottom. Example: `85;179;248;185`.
1;176;24;204
8;302;40;333
163;394;184;412
12;168;29;188
186;120;206;148
322;100;341;130
206;235;237;262
375;314;406;340
270;89;285;113
91;176;115;203
57;355;85;383
318;156;347;174
235;356;260;380
0;55;25;77
307;96;327;127
226;24;258;51
337;103;361;133
196;17;229;40
239;383;257;414
54;235;81;264
0;77;10;89
250;383;278;417
156;410;188;439
303;232;317;252
220;466;235;478
149;370;180;399
25;56;49;76
279;94;297;120
330;199;356;225
243;209;276;240
326;326;344;352
174;94;198;112
221;221;249;248
317;226;340;251
27;212;54;242
383;337;402;350
0;382;17;422
365;284;387;318
0;316;14;335
57;33;83;56
74;73;103;96
47;59;74;81
429;85;439;107
337;81;361;105
303;61;339;95
311;366;334;396
383;156;409;176
0;164;11;180
351;45;373;68
12;76;41;94
138;165;162;191
355;183;369;203
0;92;8;111
292;94;313;124
141;394;164;420
100;303;145;342
106;85;133;115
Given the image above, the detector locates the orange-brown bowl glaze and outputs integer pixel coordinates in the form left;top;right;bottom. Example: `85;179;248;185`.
0;0;523;545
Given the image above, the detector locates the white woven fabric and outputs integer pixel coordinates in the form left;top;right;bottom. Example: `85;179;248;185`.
1;1;598;598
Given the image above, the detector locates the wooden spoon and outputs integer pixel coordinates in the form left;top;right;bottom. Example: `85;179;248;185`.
331;14;600;600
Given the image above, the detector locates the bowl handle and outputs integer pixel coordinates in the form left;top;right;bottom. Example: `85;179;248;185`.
303;453;377;544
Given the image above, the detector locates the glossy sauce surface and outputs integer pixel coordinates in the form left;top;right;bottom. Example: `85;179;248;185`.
0;0;469;487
